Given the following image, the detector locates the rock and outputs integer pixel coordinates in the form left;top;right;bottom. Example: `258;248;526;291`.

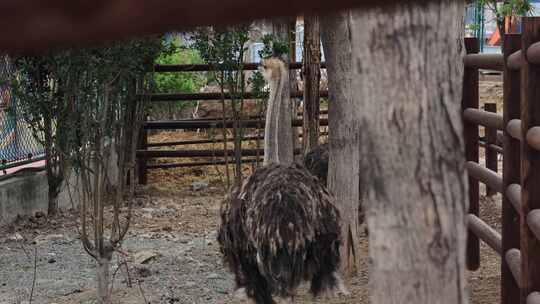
178;237;190;244
141;207;175;217
140;233;156;239
184;281;197;288
8;233;24;242
192;181;209;191
133;250;160;264
141;208;156;214
156;208;176;217
34;211;46;218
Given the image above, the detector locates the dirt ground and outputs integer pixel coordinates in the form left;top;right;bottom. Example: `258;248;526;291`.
0;78;505;303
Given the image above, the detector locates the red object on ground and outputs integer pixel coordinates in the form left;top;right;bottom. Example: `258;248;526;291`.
488;27;501;46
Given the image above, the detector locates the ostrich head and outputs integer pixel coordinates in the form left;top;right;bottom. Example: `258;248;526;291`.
259;57;294;166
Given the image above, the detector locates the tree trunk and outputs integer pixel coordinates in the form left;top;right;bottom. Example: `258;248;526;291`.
321;11;361;276
44;115;58;216
302;14;321;154
96;254;112;304
348;1;468;303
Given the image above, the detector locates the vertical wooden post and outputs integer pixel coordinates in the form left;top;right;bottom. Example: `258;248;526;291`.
502;33;522;304
302;14;321;154
521;17;540;303
137;116;148;185
485;102;498;196
463;37;480;271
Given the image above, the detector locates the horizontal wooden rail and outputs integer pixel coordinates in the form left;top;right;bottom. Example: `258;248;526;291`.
466;161;503;193
153;62;327;72
507;50;523;70
173;109;329;122
507;184;522;214
526;127;540;151
144;118;329;130
145;90;329;102
147;158;260;169
467;214;502;255
463;108;504;130
527;292;540;304
147;131;329;148
137;148;301;158
505;249;522;288
527;210;540;243
528;41;540;65
507;119;523;140
478;141;504;154
464;53;505;71
147;136;263;147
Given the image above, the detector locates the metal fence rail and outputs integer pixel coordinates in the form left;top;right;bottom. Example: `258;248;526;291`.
0;55;44;169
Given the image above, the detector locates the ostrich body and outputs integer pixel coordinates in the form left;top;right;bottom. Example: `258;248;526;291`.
303;143;329;185
303;143;367;234
218;58;345;304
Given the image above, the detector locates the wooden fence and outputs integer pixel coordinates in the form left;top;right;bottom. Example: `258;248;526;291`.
463;17;540;304
136;61;328;184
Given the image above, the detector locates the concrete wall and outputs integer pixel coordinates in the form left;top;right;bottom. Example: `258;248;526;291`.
0;169;79;225
0;142;118;225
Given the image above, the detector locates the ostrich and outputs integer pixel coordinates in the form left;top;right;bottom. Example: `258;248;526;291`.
303;143;367;234
218;57;347;304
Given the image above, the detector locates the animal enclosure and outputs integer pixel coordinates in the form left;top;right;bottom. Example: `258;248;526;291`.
462;17;540;304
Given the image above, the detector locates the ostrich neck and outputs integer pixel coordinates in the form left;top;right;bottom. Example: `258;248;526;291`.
264;67;294;166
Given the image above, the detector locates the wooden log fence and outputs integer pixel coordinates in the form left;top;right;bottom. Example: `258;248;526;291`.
137;148;302;158
136;60;333;184
463;18;540;304
154;61;327;72
169;109;329;123
143;117;328;130
463;36;481;271
147;158;260;170
485;103;499;196
147;131;329;148
463;53;505;71
145;90;329;102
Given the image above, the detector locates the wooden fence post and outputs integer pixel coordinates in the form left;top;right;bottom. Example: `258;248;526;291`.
485;102;498;196
464;37;481;271
521;17;540;303
502;33;522;304
138;115;148;185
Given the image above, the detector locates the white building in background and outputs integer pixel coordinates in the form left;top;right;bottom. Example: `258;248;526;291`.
533;1;540;15
247;19;325;63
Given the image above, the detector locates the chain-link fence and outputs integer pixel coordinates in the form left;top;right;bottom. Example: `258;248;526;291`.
0;56;44;168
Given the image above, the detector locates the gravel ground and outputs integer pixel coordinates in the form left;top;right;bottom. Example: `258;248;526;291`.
0;226;235;304
0;187;501;304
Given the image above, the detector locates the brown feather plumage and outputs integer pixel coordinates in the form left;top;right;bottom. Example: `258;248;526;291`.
218;163;342;303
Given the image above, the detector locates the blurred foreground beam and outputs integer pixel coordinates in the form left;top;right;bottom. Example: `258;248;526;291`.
0;0;431;52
